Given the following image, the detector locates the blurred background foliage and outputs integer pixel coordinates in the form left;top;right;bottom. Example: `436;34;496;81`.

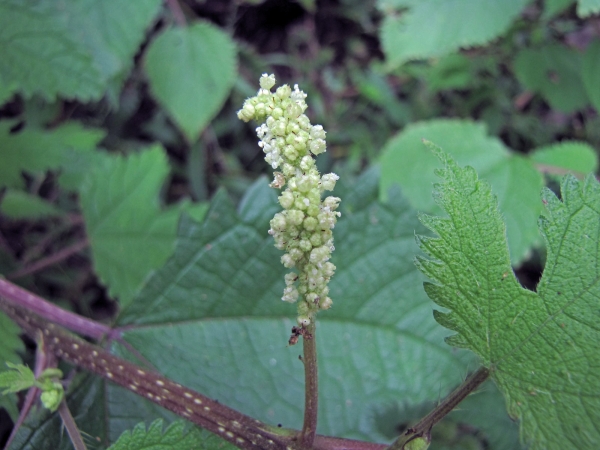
1;0;600;448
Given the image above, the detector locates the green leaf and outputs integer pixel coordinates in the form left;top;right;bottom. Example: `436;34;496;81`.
108;420;224;450
0;190;64;219
378;0;529;69
582;39;600;112
530;141;598;176
514;44;587;113
145;23;237;142
416;149;600;449
0;0;103;101
0;122;105;189
79;145;179;307
543;0;575;18
52;0;162;101
577;0;600;16
378;119;543;265
0;0;161;102
0;312;24;421
0;362;36;394
111;175;518;447
0;312;24;365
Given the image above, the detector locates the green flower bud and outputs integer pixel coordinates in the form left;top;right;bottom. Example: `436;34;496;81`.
276;84;292;100
309;138;326;155
319;296;333;310
260;73;276;90
303;216;318;231
297;315;311;326
279;191;294;209
237;102;256;122
287;209;305;226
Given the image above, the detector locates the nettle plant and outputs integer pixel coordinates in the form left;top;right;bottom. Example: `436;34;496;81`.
1;74;600;450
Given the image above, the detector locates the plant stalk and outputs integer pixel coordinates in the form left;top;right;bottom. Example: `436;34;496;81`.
388;366;490;449
300;321;318;448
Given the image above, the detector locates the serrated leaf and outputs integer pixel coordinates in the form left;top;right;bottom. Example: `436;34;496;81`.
582;39;600;112
53;0;162;101
379;119;543;265
577;0;600;16
108;420;210;450
0;190;64;219
0;0;161;102
0;122;105;189
79;145;179;306
514;44;587;113
530;141;598;176
416;149;600;449
0;363;35;394
0;312;24;365
378;0;529;69
0;0;103;101
145;23;237;142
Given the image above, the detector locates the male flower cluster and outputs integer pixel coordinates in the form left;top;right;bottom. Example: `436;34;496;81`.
237;74;341;327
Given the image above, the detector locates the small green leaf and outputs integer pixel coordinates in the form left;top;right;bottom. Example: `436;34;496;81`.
145;22;237;142
108;420;233;450
0;362;35;394
416;149;600;449
0;122;105;189
530;141;598;176
378;0;529;69
582;39;600;112
577;0;600;16
80;145;179;306
514;44;587;112
0;190;64;219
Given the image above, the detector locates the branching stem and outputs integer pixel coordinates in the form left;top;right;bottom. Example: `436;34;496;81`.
0;298;384;450
300;321;318;448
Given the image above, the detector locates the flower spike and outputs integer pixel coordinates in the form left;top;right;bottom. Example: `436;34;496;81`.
238;74;341;328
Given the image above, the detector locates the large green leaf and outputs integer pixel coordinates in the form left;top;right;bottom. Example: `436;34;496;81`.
514;44;588;113
0;0;161;102
378;0;528;69
416;149;600;449
0;122;105;189
379;120;542;265
79;145;179;307
111;174;519;447
144;23;237;142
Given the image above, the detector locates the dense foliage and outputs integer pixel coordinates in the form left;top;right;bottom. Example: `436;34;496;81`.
1;1;599;449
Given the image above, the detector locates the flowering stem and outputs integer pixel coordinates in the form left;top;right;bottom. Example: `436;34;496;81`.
301;321;318;448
